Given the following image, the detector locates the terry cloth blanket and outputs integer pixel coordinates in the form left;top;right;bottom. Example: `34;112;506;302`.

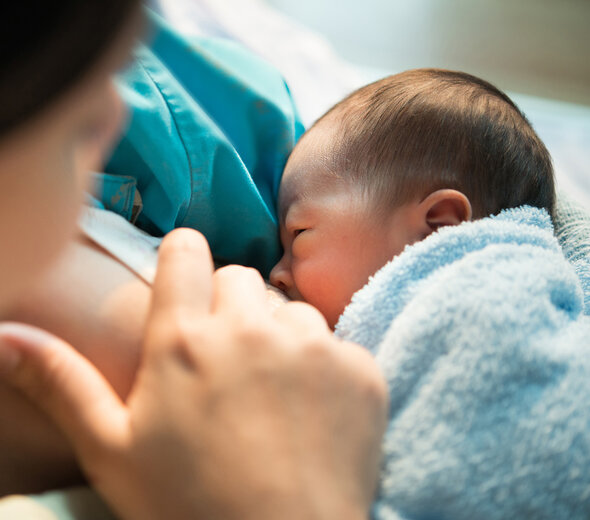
336;205;590;520
553;191;590;313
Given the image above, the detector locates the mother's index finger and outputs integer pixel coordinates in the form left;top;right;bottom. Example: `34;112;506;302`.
150;229;214;319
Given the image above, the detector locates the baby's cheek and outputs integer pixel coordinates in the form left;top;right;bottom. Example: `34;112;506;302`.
298;288;341;330
310;279;359;330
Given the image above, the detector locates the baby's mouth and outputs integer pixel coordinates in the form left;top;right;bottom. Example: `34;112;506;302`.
265;282;291;311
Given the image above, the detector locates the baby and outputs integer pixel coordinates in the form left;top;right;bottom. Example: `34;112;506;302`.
269;68;554;328
270;70;590;518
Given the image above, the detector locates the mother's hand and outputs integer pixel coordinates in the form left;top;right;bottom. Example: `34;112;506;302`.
0;229;387;520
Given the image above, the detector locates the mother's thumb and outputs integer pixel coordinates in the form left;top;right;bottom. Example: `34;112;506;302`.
0;322;127;458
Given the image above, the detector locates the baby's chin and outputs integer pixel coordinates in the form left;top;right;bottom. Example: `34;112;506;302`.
265;282;290;311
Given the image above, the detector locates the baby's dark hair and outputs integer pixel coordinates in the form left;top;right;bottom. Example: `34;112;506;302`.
316;69;555;218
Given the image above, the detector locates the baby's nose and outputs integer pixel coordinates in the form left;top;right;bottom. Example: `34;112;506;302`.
269;258;292;294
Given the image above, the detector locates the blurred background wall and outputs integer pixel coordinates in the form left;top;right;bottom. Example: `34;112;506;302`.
265;0;590;107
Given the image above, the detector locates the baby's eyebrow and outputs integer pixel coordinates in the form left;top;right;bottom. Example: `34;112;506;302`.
278;192;301;224
282;198;310;230
279;204;294;227
278;202;289;226
278;173;319;223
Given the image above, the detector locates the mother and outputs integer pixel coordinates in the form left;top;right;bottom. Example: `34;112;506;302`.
0;2;387;519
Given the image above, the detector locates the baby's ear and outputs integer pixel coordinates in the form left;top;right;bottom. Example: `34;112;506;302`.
422;189;472;231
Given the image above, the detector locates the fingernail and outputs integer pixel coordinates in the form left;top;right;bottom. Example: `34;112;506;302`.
0;341;21;375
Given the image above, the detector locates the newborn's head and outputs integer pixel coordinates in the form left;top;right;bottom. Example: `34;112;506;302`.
269;115;445;329
270;69;554;328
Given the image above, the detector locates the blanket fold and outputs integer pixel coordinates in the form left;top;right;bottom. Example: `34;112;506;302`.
336;206;590;520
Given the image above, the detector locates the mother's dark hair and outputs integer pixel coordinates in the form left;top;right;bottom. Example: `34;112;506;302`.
320;69;555;219
0;0;141;135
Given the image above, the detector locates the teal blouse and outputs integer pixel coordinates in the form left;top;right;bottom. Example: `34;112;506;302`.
91;9;303;276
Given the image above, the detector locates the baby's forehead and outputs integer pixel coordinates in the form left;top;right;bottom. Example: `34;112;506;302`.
283;121;341;179
278;117;345;216
278;168;320;221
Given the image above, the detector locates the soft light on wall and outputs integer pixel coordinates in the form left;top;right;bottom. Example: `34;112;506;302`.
266;0;590;106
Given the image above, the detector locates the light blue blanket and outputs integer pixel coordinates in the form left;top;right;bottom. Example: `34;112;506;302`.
336;205;590;520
